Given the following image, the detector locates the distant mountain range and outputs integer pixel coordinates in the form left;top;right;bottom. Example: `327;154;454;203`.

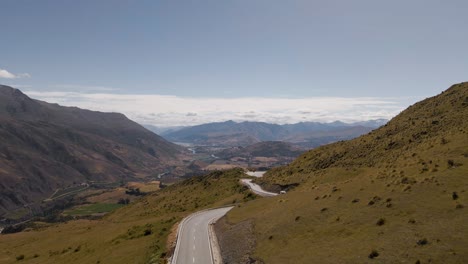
0;85;185;217
216;141;304;159
152;119;387;148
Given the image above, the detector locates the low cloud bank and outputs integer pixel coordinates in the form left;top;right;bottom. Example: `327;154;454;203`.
24;90;419;127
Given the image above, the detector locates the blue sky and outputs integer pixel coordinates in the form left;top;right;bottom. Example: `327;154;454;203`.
1;1;468;126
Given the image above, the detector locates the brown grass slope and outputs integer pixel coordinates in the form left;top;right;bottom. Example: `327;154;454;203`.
0;85;185;217
0;169;253;264
222;82;468;263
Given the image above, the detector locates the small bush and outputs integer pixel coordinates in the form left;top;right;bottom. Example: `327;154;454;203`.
143;228;152;236
295;216;301;221
376;218;386;226
448;160;455;167
408;218;416;224
320;208;328;212
16;255;25;261
456;204;464;209
368;250;379;259
452;192;459;200
352;199;360;203
417;238;428;246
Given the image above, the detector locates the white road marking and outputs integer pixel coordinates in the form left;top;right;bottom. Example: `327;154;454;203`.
171;207;234;264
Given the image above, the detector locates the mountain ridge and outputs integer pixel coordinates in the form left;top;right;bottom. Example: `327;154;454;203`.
159;119;387;147
0;84;186;218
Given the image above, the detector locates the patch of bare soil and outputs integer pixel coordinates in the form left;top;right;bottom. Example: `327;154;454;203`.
214;216;263;264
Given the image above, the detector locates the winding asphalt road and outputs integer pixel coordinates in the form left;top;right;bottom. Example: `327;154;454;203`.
240;179;278;197
172;207;233;264
171;172;278;263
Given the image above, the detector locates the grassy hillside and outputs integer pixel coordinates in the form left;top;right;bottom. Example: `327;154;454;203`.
0;169;253;264
221;83;468;263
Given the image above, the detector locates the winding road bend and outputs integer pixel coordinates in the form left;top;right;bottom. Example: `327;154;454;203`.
172;207;233;264
241;179;278;197
172;172;277;263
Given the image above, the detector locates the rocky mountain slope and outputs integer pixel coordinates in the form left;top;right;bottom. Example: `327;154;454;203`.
160;120;385;147
0;85;185;217
219;82;468;263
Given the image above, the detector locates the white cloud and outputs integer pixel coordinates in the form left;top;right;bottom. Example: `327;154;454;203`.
0;69;31;79
23;90;421;127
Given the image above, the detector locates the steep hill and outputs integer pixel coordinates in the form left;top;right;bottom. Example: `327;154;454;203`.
219;82;468;263
0;85;185;218
161;120;383;147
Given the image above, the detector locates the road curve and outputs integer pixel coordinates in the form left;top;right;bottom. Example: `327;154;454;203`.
172;207;233;264
241;179;278;197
